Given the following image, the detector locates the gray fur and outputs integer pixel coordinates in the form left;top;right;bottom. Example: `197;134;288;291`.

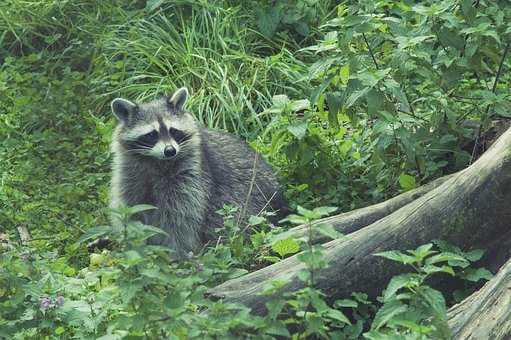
110;88;288;257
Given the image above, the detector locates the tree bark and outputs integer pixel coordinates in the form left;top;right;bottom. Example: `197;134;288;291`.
448;257;511;339
210;126;511;315
271;174;453;244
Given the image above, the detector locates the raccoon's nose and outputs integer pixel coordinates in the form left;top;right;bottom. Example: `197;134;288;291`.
164;145;177;158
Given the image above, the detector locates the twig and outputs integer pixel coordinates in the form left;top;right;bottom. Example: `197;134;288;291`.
16;223;31;245
236;153;259;228
362;33;379;70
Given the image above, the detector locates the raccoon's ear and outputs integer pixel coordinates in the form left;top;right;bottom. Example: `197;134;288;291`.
111;98;137;124
168;87;189;113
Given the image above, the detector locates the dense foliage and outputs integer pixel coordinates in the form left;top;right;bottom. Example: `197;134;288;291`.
1;0;509;338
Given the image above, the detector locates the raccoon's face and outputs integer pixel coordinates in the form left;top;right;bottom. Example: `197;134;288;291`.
111;87;197;160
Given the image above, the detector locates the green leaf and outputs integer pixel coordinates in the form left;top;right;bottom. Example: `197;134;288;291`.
425;264;455;276
126;204;157;217
145;0;165;11
335;299;358;308
256;7;281;38
425;252;469;268
312;206;338;217
265;320;290;337
383;274;417;301
339;64;350;84
463;268;493;282
287;121;308;140
281;213;308;225
410;243;435;260
371;300;408;330
289;99;310;112
315;223;342;240
419;286;447;322
326;91;345;128
464;249;485;262
271;238;300;258
55;326;65;335
248;215;266;226
165;291;187;310
77;225;111;244
399;173;416;191
326;308;351;324
375;250;417;265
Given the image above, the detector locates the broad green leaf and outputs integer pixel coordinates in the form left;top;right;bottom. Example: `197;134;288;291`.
410;243;435;260
339;64;350;84
383;274;417;301
464;249;485;262
77;225;111;244
272;94;290;109
248;215;266;226
375;250;417;265
423;264;455;276
281;214;308;225
326;91;345;128
425;252;469;268
265;320;290;337
371;300;408;330
326;308;351;324
256;7;281;37
420;286;447;318
399;173;416;191
165;291;187;310
335;299;358;308
271;238;300;257
289;99;310;112
463;268;493;282
287;121;308;140
313;206;338;217
315;223;342;240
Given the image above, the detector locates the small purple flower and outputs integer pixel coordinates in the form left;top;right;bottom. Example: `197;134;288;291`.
40;297;51;311
56;295;65;307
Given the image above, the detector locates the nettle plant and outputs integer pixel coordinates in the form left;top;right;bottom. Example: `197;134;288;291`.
366;242;492;339
257;0;511;209
0;204;492;339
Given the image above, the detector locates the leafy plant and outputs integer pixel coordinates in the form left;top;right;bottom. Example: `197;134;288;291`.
367;243;492;339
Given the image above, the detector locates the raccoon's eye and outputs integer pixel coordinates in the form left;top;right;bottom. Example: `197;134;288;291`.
169;128;191;144
138;130;158;145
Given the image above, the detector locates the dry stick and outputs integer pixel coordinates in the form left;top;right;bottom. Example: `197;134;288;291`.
16;223;31;245
236;153;259;229
271;173;454;245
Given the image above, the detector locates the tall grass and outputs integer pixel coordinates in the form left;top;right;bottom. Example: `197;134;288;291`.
92;3;311;136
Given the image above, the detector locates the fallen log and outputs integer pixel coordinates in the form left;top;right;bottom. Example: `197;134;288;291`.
448;257;511;339
210;126;511;315
271;174;453;244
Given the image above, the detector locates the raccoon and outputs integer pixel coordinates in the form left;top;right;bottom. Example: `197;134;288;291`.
109;87;288;257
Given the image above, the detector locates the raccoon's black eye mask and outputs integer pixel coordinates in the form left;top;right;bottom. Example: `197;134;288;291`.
169;128;192;144
137;130;158;146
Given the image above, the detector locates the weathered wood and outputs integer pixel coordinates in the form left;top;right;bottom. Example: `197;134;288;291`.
210;126;511;315
448;257;511;339
16;223;31;245
271;174;453;244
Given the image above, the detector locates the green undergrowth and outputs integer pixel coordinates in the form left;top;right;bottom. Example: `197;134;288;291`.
0;0;509;339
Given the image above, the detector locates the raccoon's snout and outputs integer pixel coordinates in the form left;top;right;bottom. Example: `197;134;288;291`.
164;145;177;158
